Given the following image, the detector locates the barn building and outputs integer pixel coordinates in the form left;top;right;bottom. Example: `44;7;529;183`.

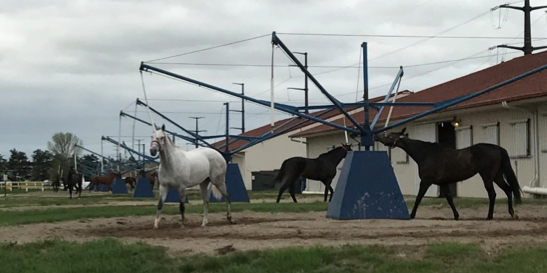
289;51;547;199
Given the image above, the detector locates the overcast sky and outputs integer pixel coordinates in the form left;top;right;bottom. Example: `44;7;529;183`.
2;0;547;160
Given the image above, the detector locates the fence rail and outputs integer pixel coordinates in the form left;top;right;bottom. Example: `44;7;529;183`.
0;181;45;192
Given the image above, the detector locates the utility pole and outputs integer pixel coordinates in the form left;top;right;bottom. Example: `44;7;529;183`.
224;102;230;154
136;139;142;165
496;0;547;55
231;83;245;133
288;52;309;114
189;117;206;148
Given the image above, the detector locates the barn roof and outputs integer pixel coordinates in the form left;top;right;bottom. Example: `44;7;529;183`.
212;91;413;151
289;50;547;138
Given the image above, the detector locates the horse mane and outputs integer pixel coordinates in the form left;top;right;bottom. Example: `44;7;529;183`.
319;146;344;156
317;146;346;160
407;138;454;152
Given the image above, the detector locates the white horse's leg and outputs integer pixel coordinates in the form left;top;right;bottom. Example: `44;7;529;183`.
214;182;234;224
199;180;211;227
154;184;169;229
178;186;187;228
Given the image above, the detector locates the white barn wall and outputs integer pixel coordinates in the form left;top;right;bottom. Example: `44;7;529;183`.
538;105;547;188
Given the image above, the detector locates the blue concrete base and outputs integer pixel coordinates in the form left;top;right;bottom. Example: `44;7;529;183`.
326;151;410;220
111;178;128;194
209;163;250;203
165;189;189;203
133;178;155;198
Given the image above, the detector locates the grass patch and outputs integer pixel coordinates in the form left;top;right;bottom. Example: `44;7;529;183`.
3;239;547;273
0;201;329;226
0;238;173;273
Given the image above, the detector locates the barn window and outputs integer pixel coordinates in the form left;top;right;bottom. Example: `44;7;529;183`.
455;126;472;149
509;119;530;157
481;123;499;145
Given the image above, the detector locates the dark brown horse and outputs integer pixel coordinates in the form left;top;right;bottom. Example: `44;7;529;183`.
89;172;118;192
374;127;522;220
271;144;352;203
124;176;137;191
146;171;158;190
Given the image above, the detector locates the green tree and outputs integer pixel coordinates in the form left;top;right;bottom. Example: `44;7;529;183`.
0;154;6;172
47;132;83;180
31;149;53;181
47;132;82;160
7;149;30;180
47;154;65;182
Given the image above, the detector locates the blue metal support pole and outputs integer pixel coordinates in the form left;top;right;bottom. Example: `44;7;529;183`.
139;63;360;135
374;62;547;134
271;32;365;134
370;67;404;129
361;42;373;150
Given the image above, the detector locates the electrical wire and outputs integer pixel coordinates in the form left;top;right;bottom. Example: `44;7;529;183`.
145;34;270;63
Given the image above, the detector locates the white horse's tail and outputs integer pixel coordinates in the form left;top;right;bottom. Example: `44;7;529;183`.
208;183;223;199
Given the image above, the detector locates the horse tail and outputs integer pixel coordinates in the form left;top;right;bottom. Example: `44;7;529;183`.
269;160;289;187
500;147;522;205
211;184;223;200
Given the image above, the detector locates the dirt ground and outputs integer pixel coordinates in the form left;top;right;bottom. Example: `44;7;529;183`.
1;203;547;256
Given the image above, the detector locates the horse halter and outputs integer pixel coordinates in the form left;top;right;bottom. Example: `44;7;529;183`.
151;139;162;152
391;134;406;148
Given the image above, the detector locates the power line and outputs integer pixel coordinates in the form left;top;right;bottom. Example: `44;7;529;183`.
145;50;530;70
145;33;270;63
275;33;547;40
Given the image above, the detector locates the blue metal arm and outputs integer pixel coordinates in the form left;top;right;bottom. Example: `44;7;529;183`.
101;136;159;163
135;99;221;151
271;32;365;134
119;111;200;145
139;63;361;135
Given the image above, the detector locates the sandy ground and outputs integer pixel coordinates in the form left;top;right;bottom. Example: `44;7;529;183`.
1;203;546;256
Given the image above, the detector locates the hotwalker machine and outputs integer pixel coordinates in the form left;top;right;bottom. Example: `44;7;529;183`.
120;99;252;203
139;31;547;220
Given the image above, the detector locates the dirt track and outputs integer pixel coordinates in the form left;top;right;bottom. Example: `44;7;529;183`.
1;204;547;255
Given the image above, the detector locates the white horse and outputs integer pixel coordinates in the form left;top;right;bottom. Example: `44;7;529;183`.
150;124;234;228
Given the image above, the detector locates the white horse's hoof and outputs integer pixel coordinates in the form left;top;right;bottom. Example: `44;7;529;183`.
201;220;208;227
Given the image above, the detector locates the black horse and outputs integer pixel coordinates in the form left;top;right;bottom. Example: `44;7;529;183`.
65;167;83;199
374;127;522;220
271;144;352;203
52;176;61;192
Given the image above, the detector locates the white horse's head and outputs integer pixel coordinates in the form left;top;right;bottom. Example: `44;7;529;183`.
150;124;167;156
